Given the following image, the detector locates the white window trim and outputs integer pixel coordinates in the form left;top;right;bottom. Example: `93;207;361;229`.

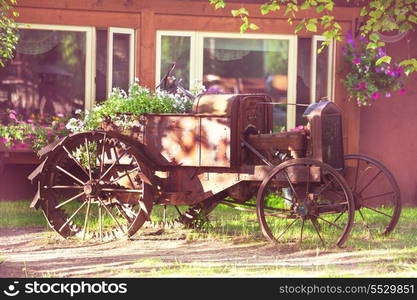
18;23;96;110
156;31;337;130
310;35;334;103
107;27;136;96
155;31;196;88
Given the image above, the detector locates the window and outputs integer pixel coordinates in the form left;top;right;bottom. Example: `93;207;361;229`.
0;24;136;119
157;31;333;130
0;24;94;118
96;27;135;101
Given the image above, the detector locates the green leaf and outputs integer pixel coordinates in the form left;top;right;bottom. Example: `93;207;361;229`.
300;1;311;10
231;8;249;17
295;22;304;33
369;33;380;42
306;22;317;32
249;23;259;30
360;7;368;16
375;55;391;65
409;15;417;24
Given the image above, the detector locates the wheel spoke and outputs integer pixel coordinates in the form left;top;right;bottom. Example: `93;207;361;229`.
62;145;90;177
108;167;140;184
99;147;131;180
310;219;325;246
316;177;336;199
362;205;393;218
101;188;142;193
100;134;107;174
358;170;382;194
283;169;299;202
276;218;298;241
361;191;395;201
317;216;343;231
97;197;126;234
56;165;86;185
55;191;86;209
59;201;88;232
82;196;92;240
84;138;92;181
300;218;305;243
50;185;84;189
352;159;360;192
357;209;371;231
99;205;103;241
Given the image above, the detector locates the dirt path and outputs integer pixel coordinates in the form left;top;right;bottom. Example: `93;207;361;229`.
0;227;412;277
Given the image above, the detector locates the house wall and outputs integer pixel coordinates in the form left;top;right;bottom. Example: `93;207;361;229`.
359;35;417;205
11;0;408;203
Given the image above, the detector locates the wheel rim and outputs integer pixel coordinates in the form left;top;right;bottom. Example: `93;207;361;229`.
39;131;153;241
344;154;401;235
256;158;355;248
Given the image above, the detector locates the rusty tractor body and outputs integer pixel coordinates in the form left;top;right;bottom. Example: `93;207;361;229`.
28;93;401;246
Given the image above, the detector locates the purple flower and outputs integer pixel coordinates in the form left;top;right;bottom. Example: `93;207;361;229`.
396;67;404;76
375;48;386;58
346;30;356;47
372;92;381;99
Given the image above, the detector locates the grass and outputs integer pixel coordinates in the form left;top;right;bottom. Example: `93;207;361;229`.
1;200;417;277
0;200;46;228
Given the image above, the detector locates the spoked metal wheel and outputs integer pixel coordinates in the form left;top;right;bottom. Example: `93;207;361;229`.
344;154;401;235
256;158;355;248
39;131;154;241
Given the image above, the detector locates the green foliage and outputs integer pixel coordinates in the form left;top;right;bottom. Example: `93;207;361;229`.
66;81;193;133
208;0;417;75
0;0;19;67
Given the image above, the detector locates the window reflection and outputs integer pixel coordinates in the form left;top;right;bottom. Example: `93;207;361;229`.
112;33;131;92
203;37;289;130
160;36;191;89
0;29;86;118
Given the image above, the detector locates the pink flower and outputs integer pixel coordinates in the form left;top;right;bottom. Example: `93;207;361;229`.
1;137;7;143
48;129;54;136
372;92;381;99
399;89;406;95
353;58;361;65
385;92;391;98
9;113;18;121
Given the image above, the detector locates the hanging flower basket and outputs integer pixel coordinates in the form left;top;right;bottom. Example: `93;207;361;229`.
342;31;406;107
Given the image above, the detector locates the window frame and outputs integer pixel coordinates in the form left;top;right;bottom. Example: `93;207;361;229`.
17;23;96;110
107;27;136;96
310;35;335;103
156;30;334;130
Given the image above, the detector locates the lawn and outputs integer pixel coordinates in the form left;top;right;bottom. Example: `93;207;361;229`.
1;200;416;277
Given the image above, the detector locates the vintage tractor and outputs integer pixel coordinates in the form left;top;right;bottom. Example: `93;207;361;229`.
28;67;401;247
